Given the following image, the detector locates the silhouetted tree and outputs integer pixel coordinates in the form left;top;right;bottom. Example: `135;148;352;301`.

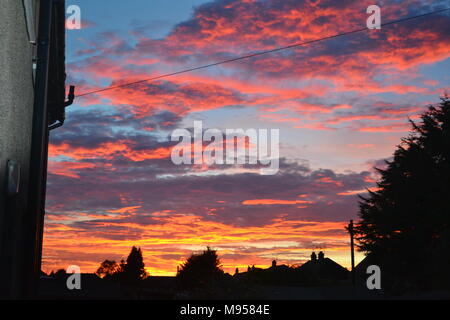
177;247;225;290
354;96;450;292
95;260;119;279
121;246;147;285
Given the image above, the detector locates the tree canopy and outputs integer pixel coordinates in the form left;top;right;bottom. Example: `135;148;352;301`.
354;96;450;291
176;247;224;289
93;246;147;284
122;246;148;284
95;260;120;279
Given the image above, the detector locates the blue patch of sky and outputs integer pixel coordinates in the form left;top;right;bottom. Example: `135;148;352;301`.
66;0;210;62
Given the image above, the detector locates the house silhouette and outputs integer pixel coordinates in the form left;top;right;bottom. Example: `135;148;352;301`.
297;251;349;283
234;252;349;286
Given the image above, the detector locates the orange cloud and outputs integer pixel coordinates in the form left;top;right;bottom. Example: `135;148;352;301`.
49;141;172;162
242;199;312;205
357;123;409;132
108;206;142;214
347;144;375;149
48;161;96;179
337;187;381;196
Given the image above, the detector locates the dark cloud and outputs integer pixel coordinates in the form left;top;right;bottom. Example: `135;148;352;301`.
46;152;372;234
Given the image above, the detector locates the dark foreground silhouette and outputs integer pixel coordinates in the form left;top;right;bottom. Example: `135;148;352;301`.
40;248;381;300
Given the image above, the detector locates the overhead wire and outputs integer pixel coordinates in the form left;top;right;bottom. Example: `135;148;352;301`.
76;7;450;97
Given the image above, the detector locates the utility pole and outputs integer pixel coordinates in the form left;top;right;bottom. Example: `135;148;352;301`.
348;219;355;286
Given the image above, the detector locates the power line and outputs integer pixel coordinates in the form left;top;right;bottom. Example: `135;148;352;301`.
77;7;450;97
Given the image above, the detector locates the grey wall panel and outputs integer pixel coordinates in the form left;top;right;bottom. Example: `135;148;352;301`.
0;0;35;298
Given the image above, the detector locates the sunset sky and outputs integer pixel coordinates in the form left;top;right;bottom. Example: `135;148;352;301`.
42;0;450;276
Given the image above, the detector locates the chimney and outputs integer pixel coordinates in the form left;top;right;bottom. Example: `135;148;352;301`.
318;251;324;260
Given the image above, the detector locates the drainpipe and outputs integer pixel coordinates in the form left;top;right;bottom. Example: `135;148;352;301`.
25;0;53;299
